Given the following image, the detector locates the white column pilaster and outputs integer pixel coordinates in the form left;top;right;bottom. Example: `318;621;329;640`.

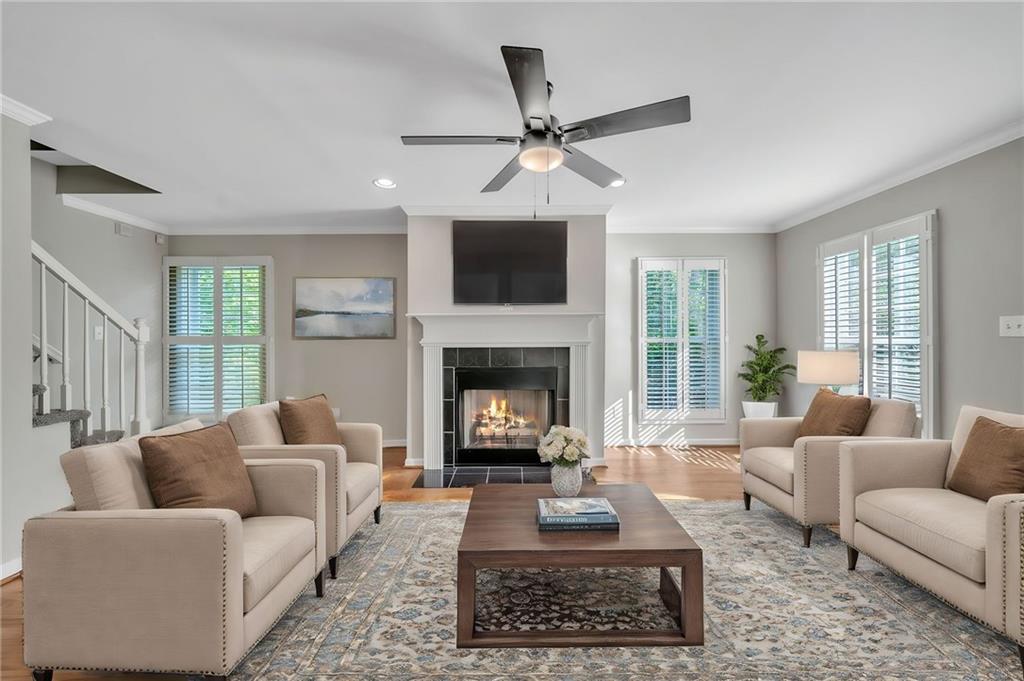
422;344;444;470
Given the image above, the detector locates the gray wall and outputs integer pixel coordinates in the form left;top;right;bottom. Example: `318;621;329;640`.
168;234;408;442
776;138;1024;436
605;233;778;445
2;115;39;573
31;159;166;430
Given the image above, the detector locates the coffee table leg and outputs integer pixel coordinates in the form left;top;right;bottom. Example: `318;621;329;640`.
658;567;683;626
456;555;476;647
680;556;704;644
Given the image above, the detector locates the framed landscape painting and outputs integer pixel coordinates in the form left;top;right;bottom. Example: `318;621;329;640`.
293;277;396;339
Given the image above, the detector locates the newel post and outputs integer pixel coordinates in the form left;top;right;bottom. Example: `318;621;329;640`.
130;318;151;435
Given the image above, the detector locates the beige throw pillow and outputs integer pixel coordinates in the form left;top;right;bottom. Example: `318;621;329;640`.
280;394;341;445
139;423;257;518
797;388;872;438
948;416;1024;501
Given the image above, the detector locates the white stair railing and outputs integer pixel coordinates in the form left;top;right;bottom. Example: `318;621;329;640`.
31;241;151;437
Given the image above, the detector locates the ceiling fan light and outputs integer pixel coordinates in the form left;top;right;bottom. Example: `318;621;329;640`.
518;145;564;173
609;177;626;188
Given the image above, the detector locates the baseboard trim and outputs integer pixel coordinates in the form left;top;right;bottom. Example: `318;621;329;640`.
383;439;407;448
2;557;22;582
606;438;739;447
404;457;424;467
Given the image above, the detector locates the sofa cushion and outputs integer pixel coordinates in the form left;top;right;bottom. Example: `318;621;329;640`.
226;401;285;446
797;389;871;438
280;394;341;445
241;516;315;612
947;416;1024;501
346;462;380;513
60;418;204;511
861;398;918;437
741;447;794;494
856;487;987;582
140;423;258;518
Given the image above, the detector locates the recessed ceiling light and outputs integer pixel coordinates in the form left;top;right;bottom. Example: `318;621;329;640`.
609;178;626;188
373;177;397;189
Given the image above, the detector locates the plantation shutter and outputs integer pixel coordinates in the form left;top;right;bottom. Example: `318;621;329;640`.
870;233;922;409
165;258;272;421
639;258;726;423
821;246;862;393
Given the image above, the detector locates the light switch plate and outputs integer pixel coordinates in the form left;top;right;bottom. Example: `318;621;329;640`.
999;315;1024;337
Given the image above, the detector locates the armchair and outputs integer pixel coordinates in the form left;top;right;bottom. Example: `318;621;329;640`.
839;405;1024;664
740;397;918;546
227;401;384;579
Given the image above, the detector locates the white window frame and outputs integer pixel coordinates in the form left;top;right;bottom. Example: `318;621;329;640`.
637;256;728;425
816;211;936;436
163;256;275;423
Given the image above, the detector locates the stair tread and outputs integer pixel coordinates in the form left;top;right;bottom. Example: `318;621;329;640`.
32;408;90;428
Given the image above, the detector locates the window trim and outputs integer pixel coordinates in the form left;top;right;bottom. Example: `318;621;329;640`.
637;256;728;426
815;210;935;436
163;256;275;423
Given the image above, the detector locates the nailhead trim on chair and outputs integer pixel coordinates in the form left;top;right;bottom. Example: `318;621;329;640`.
1018;506;1023;644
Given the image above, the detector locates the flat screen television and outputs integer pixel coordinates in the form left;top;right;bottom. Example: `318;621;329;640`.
452;220;567;304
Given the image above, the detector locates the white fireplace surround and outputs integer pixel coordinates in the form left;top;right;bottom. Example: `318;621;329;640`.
410;312;604;470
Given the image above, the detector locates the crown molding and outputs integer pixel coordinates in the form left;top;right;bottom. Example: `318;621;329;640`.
165;224;407;236
772;120;1024;233
402;204;612;218
61;195;168;234
1;96;51;127
605;223;774;234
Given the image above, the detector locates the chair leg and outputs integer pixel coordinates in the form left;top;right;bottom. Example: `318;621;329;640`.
32;671;53;681
315;570;325;597
374;505;382;524
802;526;812;547
743;492;751;511
1017;644;1023;676
847;546;859;570
329;555;338;579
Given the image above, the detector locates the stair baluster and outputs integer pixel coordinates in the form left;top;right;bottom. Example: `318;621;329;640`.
82;298;92;435
118;329;126;431
100;314;109;433
60;281;71;409
38;263;50;415
130;318;151;435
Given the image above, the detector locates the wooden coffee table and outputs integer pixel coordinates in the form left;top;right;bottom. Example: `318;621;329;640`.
456;483;704;648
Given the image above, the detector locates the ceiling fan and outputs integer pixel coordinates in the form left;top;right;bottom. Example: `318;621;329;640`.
401;45;691;192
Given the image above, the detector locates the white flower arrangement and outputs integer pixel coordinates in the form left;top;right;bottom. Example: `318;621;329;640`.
537;425;591;467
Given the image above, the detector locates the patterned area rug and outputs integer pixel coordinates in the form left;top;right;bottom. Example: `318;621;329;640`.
233;500;1021;680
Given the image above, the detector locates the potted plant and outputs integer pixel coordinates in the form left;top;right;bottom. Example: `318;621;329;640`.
738;334;796;418
537;425;591;497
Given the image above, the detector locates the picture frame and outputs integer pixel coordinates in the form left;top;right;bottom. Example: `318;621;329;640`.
292;276;396;339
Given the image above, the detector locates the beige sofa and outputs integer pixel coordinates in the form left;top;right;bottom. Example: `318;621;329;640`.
740;397;918;546
226;402;383;579
23;419;327;681
840;405;1024;662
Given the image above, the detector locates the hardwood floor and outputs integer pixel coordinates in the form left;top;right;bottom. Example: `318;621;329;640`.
1;445;740;681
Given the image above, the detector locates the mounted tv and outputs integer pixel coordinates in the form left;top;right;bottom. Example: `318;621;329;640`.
452;220;568;304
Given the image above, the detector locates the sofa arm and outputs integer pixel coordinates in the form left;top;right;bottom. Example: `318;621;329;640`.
245;459;326;572
337;422;383;499
986;494;1024;643
241;445;345;557
739;417;802;454
23;509;245;675
838;439;951;543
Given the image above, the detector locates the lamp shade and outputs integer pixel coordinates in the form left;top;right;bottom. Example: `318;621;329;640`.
797;350;860;385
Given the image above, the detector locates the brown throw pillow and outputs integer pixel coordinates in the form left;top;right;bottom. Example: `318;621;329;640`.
279;394;341;445
139;423;257;518
947;416;1024;501
797;388;872;438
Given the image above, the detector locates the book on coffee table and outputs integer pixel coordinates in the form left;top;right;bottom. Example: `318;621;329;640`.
537;497;619;531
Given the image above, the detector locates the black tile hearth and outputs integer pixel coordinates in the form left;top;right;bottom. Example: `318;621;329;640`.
442;347;458;367
443;368;454;398
412;466;552;489
457;347;489;367
523;347;556;367
490;347;524;367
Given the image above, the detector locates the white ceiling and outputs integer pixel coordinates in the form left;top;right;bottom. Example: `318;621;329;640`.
3;2;1022;234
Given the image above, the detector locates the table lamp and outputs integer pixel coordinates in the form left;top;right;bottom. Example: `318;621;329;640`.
797;350;859;391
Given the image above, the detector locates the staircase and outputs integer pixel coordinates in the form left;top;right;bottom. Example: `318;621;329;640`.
32;241;151;447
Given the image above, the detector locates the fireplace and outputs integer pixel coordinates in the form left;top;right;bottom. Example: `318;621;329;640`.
455;367;560;465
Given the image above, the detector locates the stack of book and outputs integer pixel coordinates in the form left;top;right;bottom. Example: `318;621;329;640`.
536;497;620;531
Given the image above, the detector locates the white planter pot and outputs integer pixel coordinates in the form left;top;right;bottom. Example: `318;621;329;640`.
742;401;779;418
550;462;583;497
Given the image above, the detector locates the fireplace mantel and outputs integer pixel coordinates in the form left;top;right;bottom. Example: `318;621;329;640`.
410;312;603;470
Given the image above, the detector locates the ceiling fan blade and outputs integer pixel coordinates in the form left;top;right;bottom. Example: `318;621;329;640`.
560;95;691;144
561;145;623;188
481;154;523;193
401;135;520;145
501;46;552;131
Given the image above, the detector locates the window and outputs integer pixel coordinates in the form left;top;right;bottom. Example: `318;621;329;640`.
164;257;273;421
639;258;726;423
817;212;934;435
